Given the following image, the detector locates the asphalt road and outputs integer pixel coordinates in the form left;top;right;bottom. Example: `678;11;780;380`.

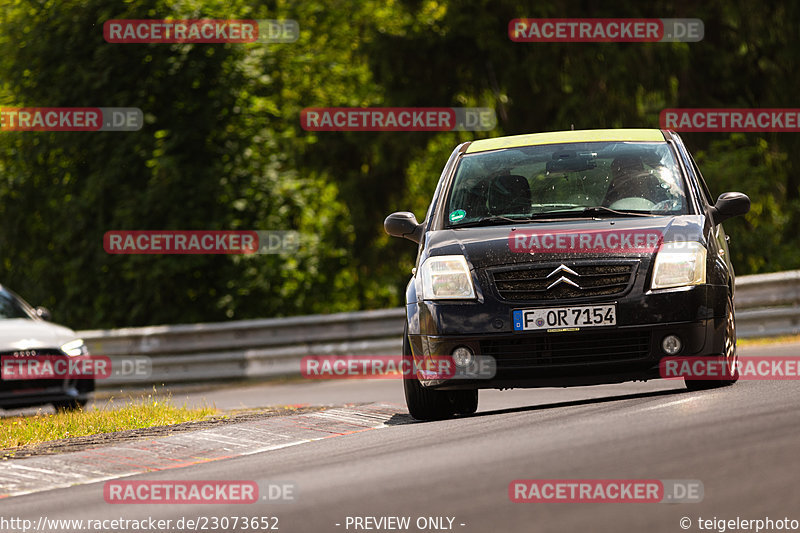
1;342;799;533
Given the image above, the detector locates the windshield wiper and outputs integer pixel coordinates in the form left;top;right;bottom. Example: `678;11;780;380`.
579;206;659;217
525;206;658;218
452;215;552;227
451;206;659;228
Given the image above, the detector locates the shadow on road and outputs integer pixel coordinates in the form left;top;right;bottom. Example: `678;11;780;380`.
384;413;416;426
467;386;689;419
388;385;689;424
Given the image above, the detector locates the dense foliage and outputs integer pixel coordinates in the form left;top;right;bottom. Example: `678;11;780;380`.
1;0;797;328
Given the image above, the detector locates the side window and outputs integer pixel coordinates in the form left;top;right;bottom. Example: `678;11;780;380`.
0;292;30;320
688;153;714;205
426;145;462;227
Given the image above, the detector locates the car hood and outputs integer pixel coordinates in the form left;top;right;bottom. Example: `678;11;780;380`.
426;215;707;270
0;319;79;352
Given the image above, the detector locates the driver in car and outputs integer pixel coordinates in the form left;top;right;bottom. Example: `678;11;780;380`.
603;155;683;210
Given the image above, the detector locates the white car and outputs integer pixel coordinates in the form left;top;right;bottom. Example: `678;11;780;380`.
0;284;93;410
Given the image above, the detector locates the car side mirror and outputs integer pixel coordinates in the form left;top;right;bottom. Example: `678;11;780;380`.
35;306;52;321
384;211;423;244
710;192;750;225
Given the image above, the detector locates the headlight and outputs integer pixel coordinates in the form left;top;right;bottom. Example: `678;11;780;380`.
61;339;88;357
419;255;476;300
651;241;707;289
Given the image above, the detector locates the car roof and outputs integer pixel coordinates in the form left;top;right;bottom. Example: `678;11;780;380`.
465;128;667;154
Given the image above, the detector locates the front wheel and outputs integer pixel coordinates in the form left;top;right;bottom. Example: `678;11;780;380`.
685;293;739;391
402;323;479;420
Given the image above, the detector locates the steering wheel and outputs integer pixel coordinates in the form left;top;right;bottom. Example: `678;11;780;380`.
652;198;682;211
608;197;656;211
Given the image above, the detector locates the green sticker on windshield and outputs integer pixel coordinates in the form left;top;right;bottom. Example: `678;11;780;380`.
449;209;466;223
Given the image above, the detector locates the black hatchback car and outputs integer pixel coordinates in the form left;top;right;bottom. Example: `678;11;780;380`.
385;129;750;420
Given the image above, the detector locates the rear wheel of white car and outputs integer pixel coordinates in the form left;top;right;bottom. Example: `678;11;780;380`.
403;323;478;420
685;293;739;391
52;398;88;411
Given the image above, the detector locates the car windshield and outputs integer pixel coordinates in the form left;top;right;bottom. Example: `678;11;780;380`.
445;141;688;226
0;289;31;320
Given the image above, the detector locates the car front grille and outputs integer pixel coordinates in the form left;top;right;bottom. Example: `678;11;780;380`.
479;330;651;368
490;261;637;301
0;349;65;358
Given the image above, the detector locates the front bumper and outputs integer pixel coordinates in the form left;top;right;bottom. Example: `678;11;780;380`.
408;284;728;390
0;381;94;409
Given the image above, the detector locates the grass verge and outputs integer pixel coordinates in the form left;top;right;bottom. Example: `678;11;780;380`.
0;395;217;449
738;334;800;346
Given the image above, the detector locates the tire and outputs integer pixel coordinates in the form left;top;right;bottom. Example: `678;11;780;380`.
685;293;739;391
450;389;479;416
52;398;88;411
402;323;478;420
52;379;93;411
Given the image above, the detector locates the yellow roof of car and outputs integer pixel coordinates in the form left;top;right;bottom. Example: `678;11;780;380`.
465;129;666;153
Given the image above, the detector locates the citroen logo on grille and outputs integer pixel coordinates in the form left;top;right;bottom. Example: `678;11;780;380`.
547;276;580;290
545;265;581;290
546;264;579;278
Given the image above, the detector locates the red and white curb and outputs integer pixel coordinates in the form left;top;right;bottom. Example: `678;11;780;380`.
0;403;406;499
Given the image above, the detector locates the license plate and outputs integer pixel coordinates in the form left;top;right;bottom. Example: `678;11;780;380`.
513;304;616;331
